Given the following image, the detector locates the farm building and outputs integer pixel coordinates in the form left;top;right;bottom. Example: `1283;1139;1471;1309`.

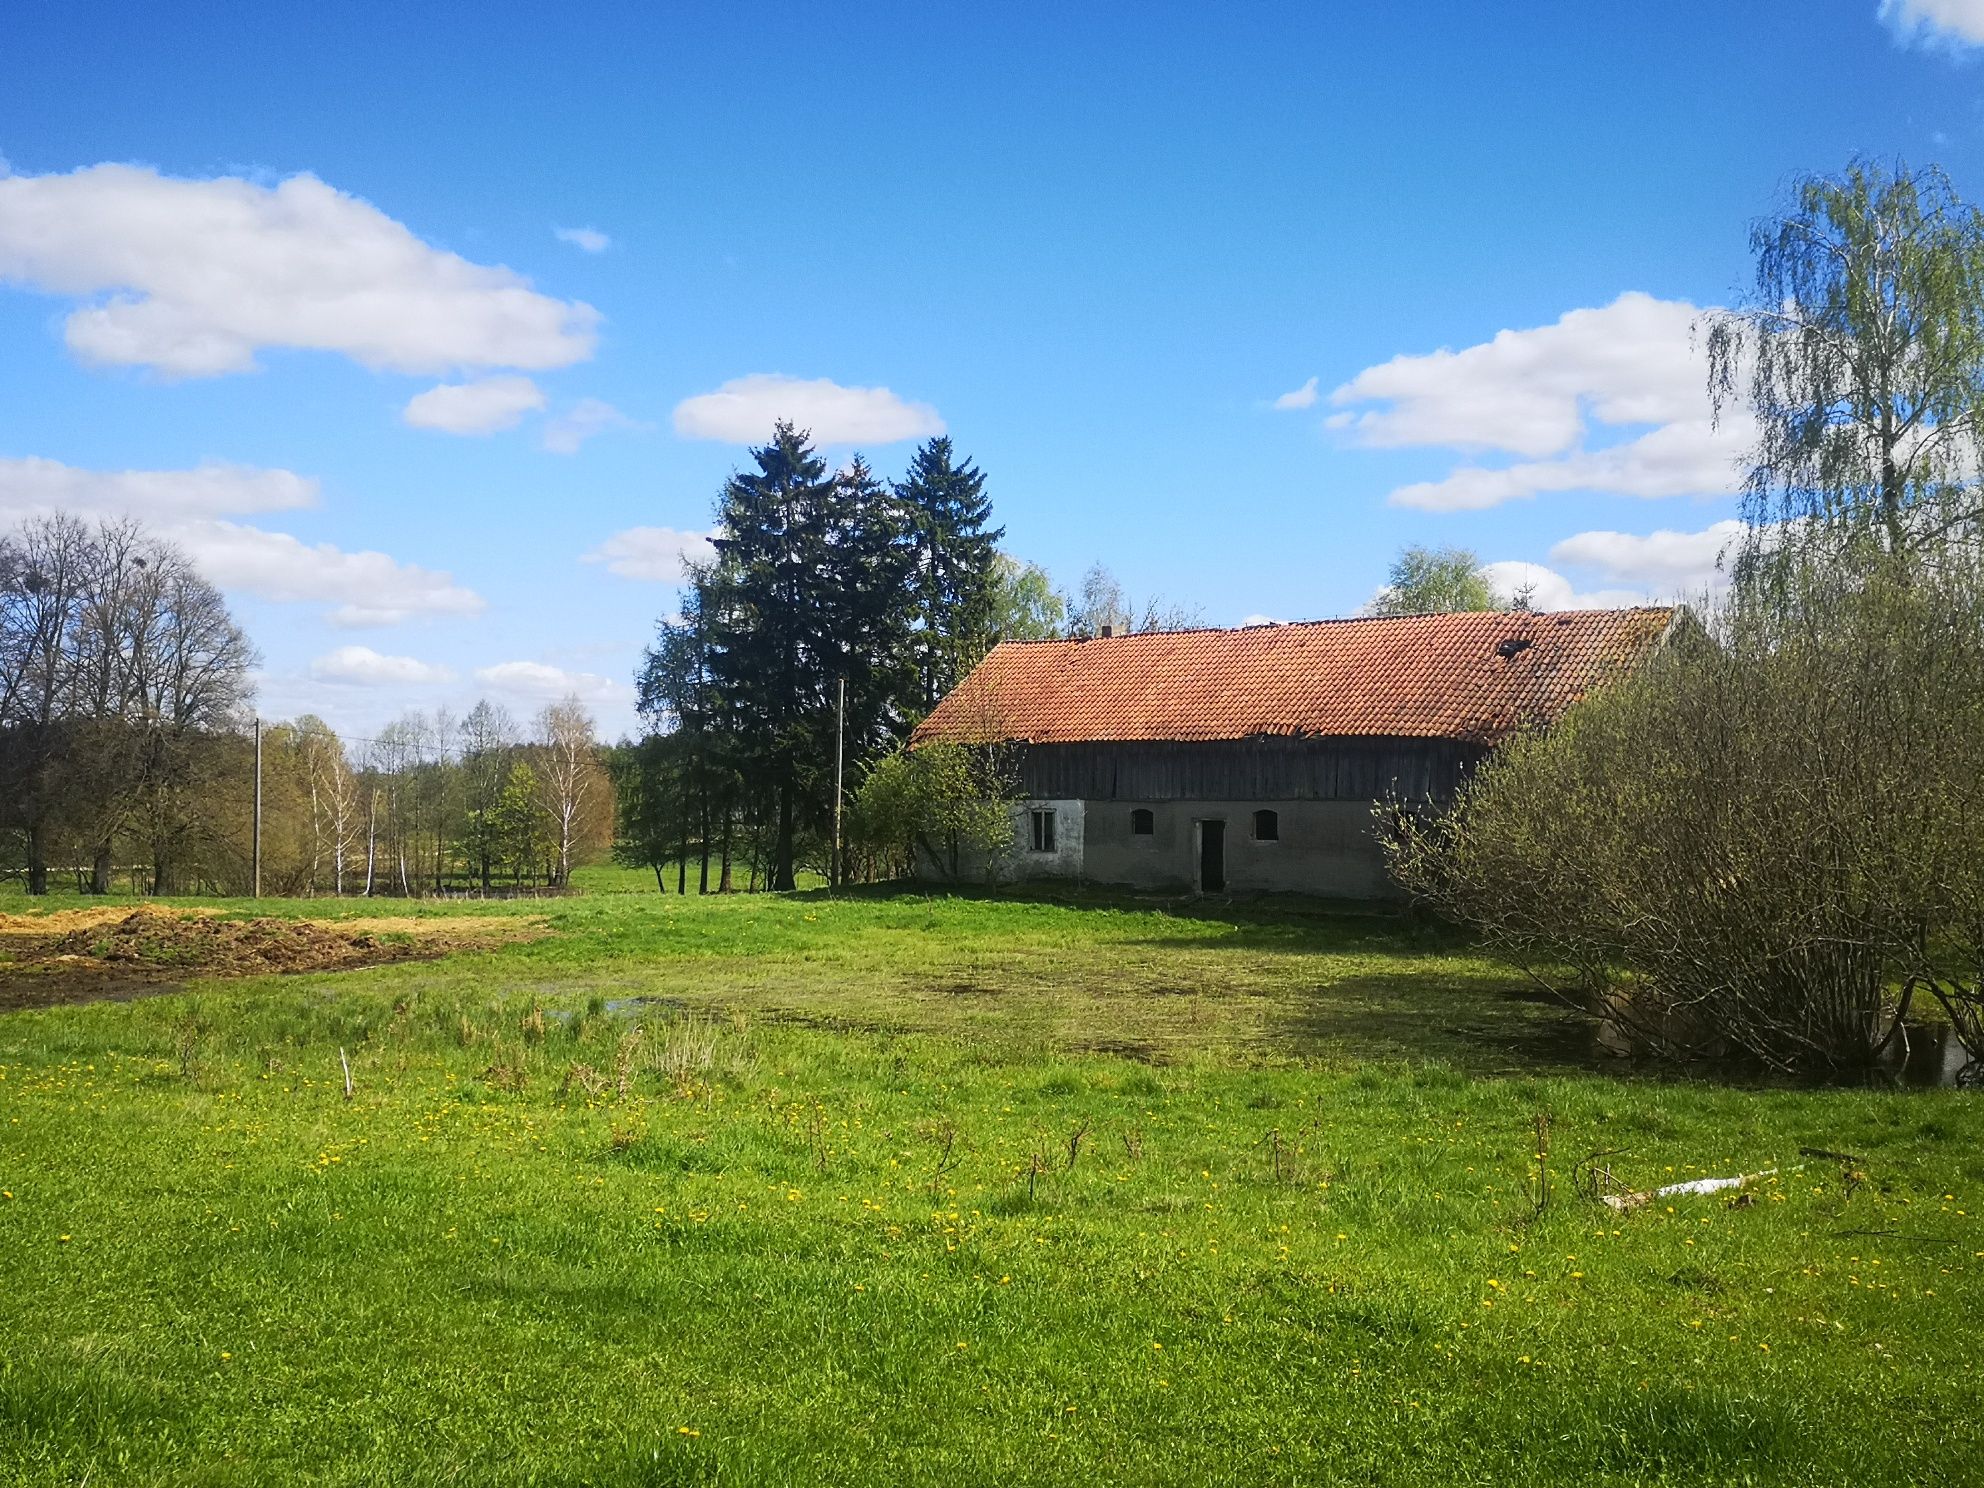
909;607;1677;897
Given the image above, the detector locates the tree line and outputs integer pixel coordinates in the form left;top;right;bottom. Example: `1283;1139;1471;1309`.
253;698;611;898
616;429;1199;894
0;512;611;896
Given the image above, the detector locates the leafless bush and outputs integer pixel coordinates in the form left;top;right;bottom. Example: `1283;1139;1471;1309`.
648;1016;718;1087
613;1027;644;1097
1388;557;1984;1076
560;1061;607;1097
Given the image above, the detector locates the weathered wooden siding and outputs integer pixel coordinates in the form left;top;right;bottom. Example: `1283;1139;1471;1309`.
1014;737;1485;804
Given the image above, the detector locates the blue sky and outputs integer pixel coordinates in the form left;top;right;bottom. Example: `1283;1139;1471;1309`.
1;1;1978;739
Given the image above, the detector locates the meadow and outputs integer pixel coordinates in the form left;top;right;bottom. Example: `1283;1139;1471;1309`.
0;868;1978;1485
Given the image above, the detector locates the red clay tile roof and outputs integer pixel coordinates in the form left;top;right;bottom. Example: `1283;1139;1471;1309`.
912;608;1676;747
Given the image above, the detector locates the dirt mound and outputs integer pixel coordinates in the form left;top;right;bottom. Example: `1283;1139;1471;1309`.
42;907;426;976
0;905;451;1013
0;904;218;937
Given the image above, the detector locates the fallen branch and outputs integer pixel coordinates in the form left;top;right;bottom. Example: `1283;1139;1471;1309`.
339;1047;353;1101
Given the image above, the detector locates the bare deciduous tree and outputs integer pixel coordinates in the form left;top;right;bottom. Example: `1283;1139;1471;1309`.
535;694;598;888
0;516;253;894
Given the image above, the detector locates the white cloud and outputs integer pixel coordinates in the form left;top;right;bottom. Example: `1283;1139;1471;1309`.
402;375;546;435
554;225;612;253
0;454;316;521
1332;293;1704;457
1389;417;1749;512
0;454;483;626
1476;519;1748;613
1882;0;1984;45
0;163;599;378
543;397;642;454
582;525;716;582
474;659;627;704
1547;520;1745;595
673;374;944;445
1241;613;1285;626
1272;376;1319;411
182;520;484;627
1327;292;1748;511
309;645;456;686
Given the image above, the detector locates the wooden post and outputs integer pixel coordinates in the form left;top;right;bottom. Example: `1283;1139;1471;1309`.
833;674;846;889
252;717;262;899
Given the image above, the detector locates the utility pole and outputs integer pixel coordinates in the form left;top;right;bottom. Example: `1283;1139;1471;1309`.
252;716;263;899
832;674;847;890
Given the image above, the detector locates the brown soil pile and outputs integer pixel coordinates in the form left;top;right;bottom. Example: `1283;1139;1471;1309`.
0;905;534;1013
0;904;218;937
42;908;426;975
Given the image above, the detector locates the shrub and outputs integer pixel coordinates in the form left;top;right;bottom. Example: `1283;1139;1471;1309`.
849;741;1018;883
1386;557;1984;1075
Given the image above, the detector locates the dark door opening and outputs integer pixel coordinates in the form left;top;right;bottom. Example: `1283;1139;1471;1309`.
1199;819;1225;893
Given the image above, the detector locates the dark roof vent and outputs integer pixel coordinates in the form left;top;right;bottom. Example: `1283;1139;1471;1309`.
1496;635;1533;660
1099;624;1114;638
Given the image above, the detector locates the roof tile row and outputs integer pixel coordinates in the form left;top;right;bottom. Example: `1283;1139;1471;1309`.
912;607;1675;747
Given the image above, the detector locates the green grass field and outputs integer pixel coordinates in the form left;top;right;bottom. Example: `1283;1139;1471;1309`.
1;869;1979;1485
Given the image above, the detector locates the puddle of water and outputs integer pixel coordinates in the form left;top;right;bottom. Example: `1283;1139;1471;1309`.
1595;1012;1979;1088
604;995;691;1019
1874;1022;1981;1089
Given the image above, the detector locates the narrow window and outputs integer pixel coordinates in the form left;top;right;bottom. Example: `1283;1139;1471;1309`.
1130;808;1154;836
1030;808;1057;853
1253;809;1279;842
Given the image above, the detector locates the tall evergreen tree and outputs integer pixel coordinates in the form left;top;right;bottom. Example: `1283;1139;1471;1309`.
634;426;956;891
895;436;1003;710
818;454;919;882
697;424;831;890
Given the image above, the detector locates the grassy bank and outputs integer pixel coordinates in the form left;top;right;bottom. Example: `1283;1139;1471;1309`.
1;877;1978;1484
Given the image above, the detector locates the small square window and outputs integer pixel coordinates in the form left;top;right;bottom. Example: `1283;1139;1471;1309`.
1029;809;1057;854
1130;808;1154;835
1252;809;1279;841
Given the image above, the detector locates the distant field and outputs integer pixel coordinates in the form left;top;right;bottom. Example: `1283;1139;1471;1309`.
0;872;1978;1485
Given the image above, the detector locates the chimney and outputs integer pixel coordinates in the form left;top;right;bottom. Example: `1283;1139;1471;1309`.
1100;624;1114;638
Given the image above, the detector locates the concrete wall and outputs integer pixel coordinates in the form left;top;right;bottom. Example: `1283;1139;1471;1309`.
1082;798;1393;899
913;796;1394;899
1004;799;1084;881
915;799;1085;884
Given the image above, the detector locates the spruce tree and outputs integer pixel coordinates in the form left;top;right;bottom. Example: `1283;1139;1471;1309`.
637;424;923;891
699;424;829;889
895;436;1003;710
817;454;919;880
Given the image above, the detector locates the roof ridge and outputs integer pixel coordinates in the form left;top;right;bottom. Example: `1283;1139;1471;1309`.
992;605;1675;646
